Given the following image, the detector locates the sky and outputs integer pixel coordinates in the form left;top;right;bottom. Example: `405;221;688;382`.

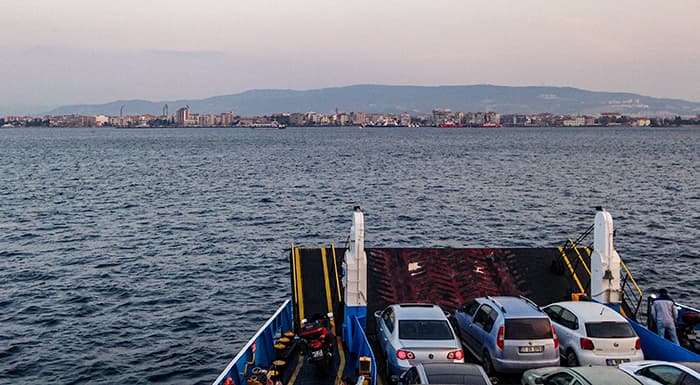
1;0;699;113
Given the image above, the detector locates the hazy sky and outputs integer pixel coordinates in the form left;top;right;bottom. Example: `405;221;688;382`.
1;0;699;111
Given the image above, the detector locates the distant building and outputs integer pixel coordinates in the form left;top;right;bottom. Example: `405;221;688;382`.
432;109;452;124
563;116;586;126
176;107;190;126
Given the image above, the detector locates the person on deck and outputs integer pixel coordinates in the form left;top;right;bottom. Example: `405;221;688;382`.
651;288;680;345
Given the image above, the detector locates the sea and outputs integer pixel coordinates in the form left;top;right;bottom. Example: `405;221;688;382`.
1;126;698;385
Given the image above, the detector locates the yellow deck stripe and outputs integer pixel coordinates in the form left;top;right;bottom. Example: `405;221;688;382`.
331;244;342;302
291;244;298;307
334;337;346;385
321;248;334;315
558;247;586;294
570;241;591;276
294;247;305;321
286;354;304;385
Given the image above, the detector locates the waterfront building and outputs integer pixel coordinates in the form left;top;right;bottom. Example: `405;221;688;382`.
432;108;452;124
176;107;190;126
400;113;411;126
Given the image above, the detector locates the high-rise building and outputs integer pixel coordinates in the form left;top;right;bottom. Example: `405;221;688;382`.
176;107;190;126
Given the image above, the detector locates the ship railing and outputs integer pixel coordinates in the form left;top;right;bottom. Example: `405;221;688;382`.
558;236;644;321
212;299;293;385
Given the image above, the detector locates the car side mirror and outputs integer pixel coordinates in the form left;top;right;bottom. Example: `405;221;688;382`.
374;311;382;318
534;377;544;384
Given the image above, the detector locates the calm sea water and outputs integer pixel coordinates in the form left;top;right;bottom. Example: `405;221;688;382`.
1;126;698;385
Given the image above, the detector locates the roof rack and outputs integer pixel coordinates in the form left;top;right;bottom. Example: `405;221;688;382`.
485;296;506;313
518;295;543;312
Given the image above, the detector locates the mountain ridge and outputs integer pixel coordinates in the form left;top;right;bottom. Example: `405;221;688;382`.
46;84;700;117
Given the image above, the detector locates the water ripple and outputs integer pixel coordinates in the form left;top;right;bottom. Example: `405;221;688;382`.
0;126;698;384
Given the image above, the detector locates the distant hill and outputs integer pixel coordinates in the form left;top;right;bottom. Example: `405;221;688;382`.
47;85;700;117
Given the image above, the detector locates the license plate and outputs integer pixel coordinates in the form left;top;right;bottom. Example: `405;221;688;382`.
606;358;630;366
311;350;324;359
519;345;543;353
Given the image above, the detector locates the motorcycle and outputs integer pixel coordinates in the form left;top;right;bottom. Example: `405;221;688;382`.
678;308;700;353
299;313;335;374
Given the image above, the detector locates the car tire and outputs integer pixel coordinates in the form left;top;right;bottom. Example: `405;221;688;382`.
482;350;494;376
566;349;579;367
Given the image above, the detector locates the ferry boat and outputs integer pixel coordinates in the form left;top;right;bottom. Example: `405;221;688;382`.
212;207;700;385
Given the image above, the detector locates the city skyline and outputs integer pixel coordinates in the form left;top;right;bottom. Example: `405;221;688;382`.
1;0;699;113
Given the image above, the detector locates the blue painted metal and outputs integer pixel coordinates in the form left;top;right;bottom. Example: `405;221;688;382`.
628;318;700;362
212;300;294;385
345;314;377;385
343;305;367;344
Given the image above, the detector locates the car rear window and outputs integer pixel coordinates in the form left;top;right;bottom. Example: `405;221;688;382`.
426;374;488;385
398;320;454;340
585;322;636;338
504;318;553;339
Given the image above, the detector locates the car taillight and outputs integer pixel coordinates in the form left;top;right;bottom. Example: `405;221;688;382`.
496;326;505;350
447;349;464;360
552;325;559;350
396;349;415;360
580;337;595;350
635;338;642;350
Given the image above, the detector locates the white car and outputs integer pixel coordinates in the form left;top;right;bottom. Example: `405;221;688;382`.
619;360;700;385
543;301;644;366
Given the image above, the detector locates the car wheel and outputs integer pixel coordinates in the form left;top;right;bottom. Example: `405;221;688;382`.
566;349;579;367
482;350;494;376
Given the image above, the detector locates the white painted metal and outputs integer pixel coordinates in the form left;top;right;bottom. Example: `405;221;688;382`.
591;208;622;304
343;207;368;307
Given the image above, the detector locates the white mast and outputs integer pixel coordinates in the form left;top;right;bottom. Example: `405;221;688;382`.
343;206;368;315
590;207;622;304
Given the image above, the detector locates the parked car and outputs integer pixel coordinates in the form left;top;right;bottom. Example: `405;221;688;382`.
542;301;644;366
521;366;644;385
454;296;560;375
374;303;464;377
619;360;700;385
392;362;492;385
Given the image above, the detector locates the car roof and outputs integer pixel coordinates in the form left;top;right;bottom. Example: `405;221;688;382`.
416;362;490;385
482;296;545;317
392;303;446;319
570;366;643;385
418;362;485;376
620;360;700;377
549;301;627;323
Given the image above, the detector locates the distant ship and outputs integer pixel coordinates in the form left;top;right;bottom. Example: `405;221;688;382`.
479;122;503;128
437;122;465;128
240;122;286;129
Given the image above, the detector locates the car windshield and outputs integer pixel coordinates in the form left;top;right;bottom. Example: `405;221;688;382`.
504;318;552;339
425;373;488;385
398;320;454;340
585;322;636;338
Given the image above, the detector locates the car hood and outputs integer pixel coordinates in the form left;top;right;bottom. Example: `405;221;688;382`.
522;366;562;381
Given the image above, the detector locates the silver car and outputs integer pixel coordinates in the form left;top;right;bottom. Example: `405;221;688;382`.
393;362;492;385
374;303;464;377
454;296;560;375
619;360;700;385
522;366;644;385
